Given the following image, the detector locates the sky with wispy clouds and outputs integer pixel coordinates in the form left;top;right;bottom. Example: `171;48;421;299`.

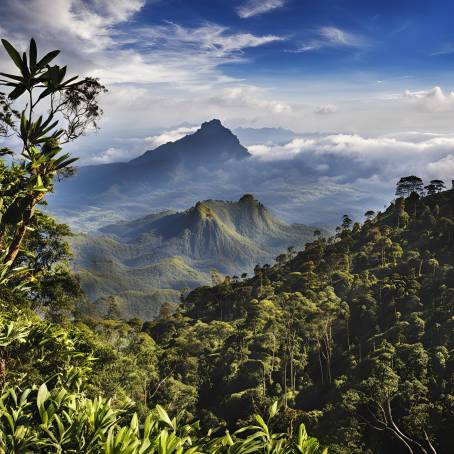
2;0;454;224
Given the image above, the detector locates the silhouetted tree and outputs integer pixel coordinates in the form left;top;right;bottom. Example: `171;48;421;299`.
430;179;445;193
364;210;375;221
395;176;424;198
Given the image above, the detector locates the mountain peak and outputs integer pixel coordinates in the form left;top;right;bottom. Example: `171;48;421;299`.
130;119;251;166
194;201;214;219
195;119;238;140
200;119;224;130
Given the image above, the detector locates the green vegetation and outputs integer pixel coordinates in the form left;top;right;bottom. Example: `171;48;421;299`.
1;37;453;454
146;186;454;453
0;308;326;453
0;38;325;452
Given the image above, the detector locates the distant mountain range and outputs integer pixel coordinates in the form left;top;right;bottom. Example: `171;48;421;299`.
74;195;318;320
50;119;251;227
48;119;363;230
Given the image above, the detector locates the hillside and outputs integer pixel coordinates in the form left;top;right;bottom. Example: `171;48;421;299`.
74;194;318;319
144;188;454;453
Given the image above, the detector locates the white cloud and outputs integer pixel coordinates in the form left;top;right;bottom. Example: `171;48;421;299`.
219;86;292;114
431;43;454;56
144;126;199;147
320;27;365;47
0;0;145;53
236;0;286;18
315;104;338;115
248;132;454;183
117;22;283;87
293;26;368;52
90;147;129;164
401;86;454;112
154;22;282;52
427;155;454;177
0;3;283;88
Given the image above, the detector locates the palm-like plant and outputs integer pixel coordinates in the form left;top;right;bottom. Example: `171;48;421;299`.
0;385;328;453
0;38;105;280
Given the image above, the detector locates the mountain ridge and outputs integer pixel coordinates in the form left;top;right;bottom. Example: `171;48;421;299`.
75;194;320;319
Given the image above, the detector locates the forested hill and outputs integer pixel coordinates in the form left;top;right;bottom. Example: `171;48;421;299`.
144;188;454;453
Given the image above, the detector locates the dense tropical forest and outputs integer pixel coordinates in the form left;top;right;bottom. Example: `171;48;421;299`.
146;182;454;453
1;39;453;453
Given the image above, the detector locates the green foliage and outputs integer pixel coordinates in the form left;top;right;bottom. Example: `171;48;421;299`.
0;309;325;453
146;188;454;453
0;383;326;453
0;37;105;280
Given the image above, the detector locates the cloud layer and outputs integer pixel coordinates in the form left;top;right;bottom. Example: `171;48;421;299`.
292;26;368;52
68;124;454;230
236;0;286;18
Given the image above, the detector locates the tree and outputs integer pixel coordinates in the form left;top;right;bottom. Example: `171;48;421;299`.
365;210;375;221
395;176;424;198
359;341;435;454
276;253;288;266
430;179;445;193
0;38;105;275
424;184;437;196
395;197;409;228
342;214;353;230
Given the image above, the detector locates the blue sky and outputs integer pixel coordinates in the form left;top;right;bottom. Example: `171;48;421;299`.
131;0;454;85
1;0;454;183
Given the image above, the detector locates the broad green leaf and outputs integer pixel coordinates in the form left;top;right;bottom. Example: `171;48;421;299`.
1;39;23;70
156;405;174;429
35;49;60;71
37;383;50;421
268;401;279;420
29;38;37;71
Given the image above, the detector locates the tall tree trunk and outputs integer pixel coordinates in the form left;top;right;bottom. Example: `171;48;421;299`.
318;343;324;385
385;398;430;454
283;361;288;408
4;221;27;266
3;193;44;267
